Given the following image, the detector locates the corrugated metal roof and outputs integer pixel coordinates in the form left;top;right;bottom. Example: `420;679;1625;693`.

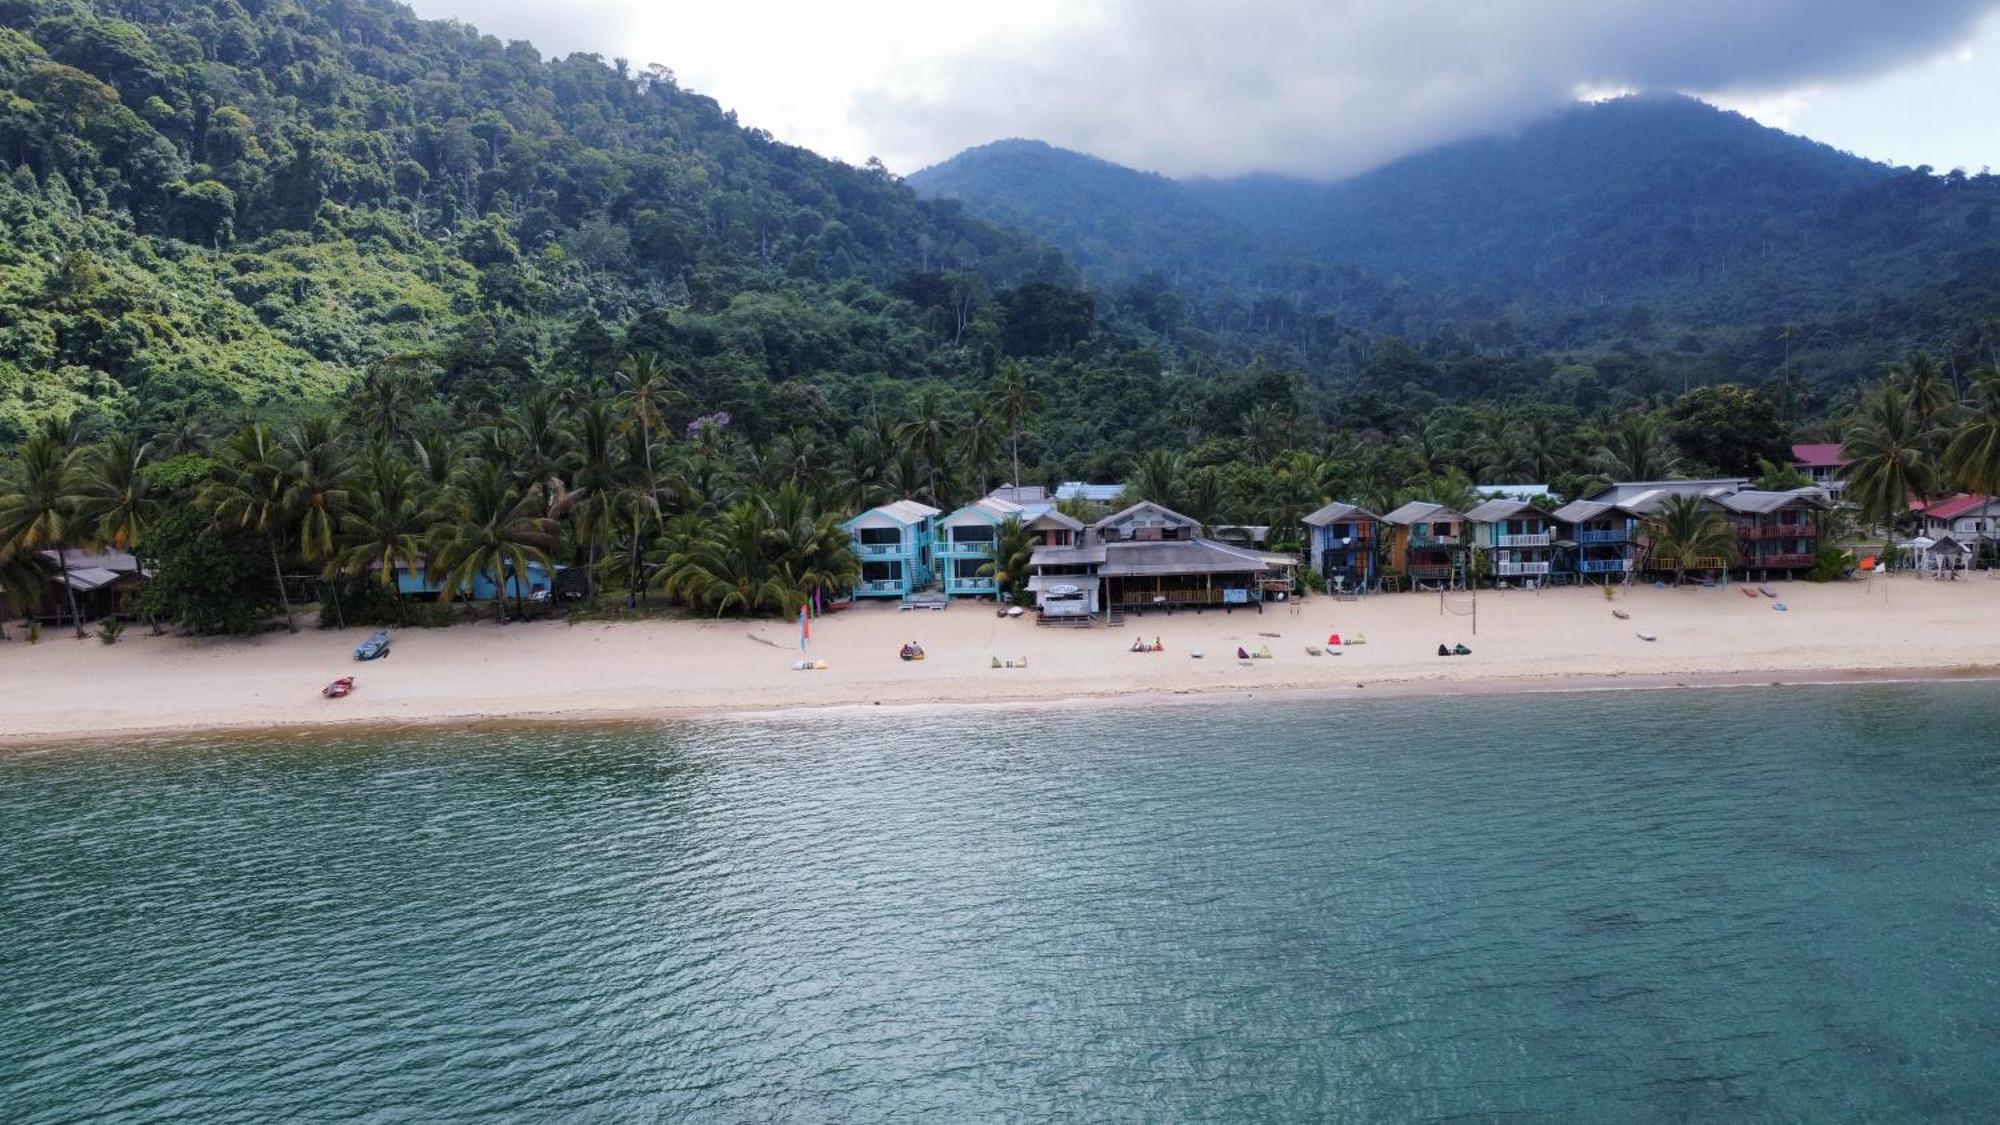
1551;499;1624;524
1054;481;1126;502
1029;544;1107;567
1092;499;1202;531
846;499;940;527
1590;479;1746;504
1382;501;1464;526
1303;501;1381;527
1919;493;1997;521
1473;483;1551;500
1097;539;1275;577
1790;443;1848;468
56;567;123;592
1717;488;1831;514
1465;498;1545;523
1027;509;1084;531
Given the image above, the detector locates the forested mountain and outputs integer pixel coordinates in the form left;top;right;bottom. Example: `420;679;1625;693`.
911;95;2000;384
0;0;1069;438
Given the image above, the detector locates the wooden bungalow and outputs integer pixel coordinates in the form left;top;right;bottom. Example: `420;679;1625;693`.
29;550;147;625
1381;501;1470;590
1716;488;1830;577
1301;501;1383;593
1550;499;1640;582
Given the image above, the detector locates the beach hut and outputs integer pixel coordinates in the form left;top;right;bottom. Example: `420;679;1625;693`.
1466;498;1555;585
842;500;941;600
1551;499;1640;583
32;549;148;625
1301;502;1384;593
1381;502;1469;590
935;496;1025;599
1715;488;1831;579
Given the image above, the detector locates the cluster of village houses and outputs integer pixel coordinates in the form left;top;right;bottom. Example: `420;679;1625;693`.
843;443;2000;622
12;444;2000;628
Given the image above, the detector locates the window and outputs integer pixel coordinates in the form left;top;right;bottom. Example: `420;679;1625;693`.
953;525;995;546
858;527;901;546
954;558;986;579
862;562;901;582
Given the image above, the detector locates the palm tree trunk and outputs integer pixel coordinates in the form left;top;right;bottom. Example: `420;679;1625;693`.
1011;426;1021;491
266;534;297;632
55;544;86;638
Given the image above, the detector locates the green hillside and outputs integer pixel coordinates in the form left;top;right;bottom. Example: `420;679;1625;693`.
0;0;1061;438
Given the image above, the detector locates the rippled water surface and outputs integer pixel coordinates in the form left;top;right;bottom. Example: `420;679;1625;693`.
4;684;1999;1121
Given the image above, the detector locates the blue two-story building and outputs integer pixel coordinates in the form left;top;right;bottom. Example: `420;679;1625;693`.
1551;499;1640;582
934;496;1026;598
1301;502;1384;593
842;500;941;600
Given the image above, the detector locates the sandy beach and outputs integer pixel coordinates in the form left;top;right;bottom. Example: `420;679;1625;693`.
4;573;1998;745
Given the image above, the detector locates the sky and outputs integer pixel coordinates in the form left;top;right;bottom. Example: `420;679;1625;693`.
403;0;2000;181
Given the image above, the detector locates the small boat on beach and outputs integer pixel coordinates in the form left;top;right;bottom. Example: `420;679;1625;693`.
354;629;391;660
1636;631;1657;642
1611;609;1630;620
323;676;355;698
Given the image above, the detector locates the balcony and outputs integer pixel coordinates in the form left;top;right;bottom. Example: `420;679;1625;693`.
1578;558;1632;574
949;576;998;593
938;538;997;556
1749;552;1816;568
1496;532;1551;548
854;541;911;558
1495;561;1552;577
1408;533;1461;548
1736;523;1813;541
855;578;905;595
1577;528;1630;545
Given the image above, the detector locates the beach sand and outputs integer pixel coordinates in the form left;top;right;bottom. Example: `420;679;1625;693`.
4;573;1998;745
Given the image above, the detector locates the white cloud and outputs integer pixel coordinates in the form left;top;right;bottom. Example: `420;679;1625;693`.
403;0;2000;179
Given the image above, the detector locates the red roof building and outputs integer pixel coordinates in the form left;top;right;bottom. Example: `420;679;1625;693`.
1790;443;1849;496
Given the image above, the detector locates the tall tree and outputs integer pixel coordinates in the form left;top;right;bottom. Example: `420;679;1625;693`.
1943;368;2000;495
431;463;558;623
1842;382;1937;552
201;423;300;632
984;361;1045;491
0;419;89;636
1641;493;1739;586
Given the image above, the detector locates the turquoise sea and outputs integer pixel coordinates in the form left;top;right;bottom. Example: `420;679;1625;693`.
3;683;1997;1122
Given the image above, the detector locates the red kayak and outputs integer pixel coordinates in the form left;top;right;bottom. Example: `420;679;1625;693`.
323;676;355;699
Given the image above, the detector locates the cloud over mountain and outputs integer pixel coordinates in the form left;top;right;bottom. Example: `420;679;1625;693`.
857;0;2000;179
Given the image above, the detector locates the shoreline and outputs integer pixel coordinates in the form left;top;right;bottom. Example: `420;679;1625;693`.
6;661;1999;752
6;575;2000;750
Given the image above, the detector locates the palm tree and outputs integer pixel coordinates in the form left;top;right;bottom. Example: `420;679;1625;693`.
0;420;89;636
1592;413;1682;481
1131;450;1186;512
976;517;1035;603
81;434;156;553
1641;493;1739;586
335;455;432;626
285;416;351;569
0;543;52;640
654;499;801;617
984;361;1045;491
1943;368;2000;495
562;400;624;598
615;351;677;488
201;422;300;632
1842;382;1938;552
1182;467;1228;531
897;387;956;505
430;463;558;622
1892;349;1953;438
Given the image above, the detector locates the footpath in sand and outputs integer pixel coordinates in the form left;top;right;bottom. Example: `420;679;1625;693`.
4;573;1999;744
